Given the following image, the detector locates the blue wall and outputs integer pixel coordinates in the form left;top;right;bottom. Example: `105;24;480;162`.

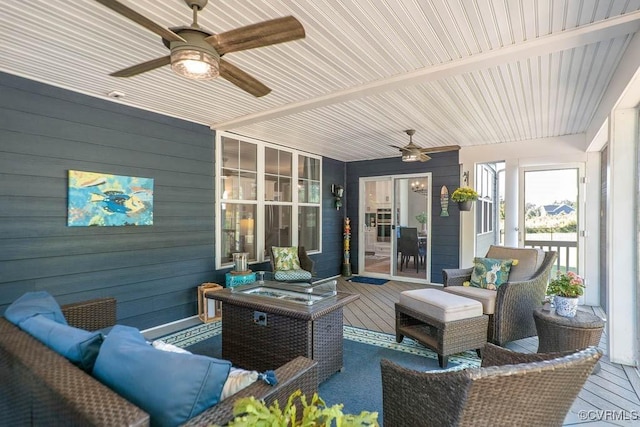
0;72;346;328
346;155;461;283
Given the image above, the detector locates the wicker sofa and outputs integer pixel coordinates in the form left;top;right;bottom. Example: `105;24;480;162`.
0;297;318;426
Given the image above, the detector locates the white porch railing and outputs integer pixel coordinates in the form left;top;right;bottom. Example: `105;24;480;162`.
524;239;578;273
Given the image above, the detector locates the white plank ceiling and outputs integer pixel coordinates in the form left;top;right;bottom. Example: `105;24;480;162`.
1;0;640;161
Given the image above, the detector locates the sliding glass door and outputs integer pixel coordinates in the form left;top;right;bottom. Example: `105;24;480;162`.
359;174;431;283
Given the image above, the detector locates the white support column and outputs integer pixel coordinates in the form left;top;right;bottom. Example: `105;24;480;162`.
504;160;519;247
583;152;601;307
608;108;638;366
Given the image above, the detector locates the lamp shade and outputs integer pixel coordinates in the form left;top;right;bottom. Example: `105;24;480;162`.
239;218;254;235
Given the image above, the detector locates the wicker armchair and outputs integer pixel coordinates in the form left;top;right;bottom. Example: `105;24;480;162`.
381;343;602;427
443;246;557;345
269;246;315;282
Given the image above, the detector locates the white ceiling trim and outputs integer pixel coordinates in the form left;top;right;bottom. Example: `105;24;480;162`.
214;10;640;131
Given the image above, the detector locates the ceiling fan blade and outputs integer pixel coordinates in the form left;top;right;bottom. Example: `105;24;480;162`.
206;16;305;55
219;59;271;97
418;144;461;153
418;153;431;162
389;145;407;151
95;0;185;43
110;56;171;77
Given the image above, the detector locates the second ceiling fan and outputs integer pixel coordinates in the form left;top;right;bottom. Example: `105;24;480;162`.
95;0;306;97
391;129;460;162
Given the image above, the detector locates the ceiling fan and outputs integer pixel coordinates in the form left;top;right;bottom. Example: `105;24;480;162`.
390;129;461;162
95;0;305;97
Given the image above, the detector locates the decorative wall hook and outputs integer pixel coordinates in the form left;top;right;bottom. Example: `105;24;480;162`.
462;171;469;186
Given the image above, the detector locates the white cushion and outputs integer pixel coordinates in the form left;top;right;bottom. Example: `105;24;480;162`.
399;289;483;322
443;286;497;315
221;368;259;400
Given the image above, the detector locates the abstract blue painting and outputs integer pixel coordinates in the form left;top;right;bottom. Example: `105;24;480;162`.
67;170;154;226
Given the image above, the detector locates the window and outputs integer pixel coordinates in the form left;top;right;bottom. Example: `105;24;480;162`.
298;155;320;251
475;164;495;235
265;147;293;256
220;138;257;264
216;133;322;268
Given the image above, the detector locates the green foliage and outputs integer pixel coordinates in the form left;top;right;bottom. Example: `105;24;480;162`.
224;390;379;427
415;211;427;224
525;219;577;233
451;187;479;202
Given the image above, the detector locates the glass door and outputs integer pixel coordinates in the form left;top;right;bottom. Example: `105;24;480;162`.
360;177;392;277
359;174;431;283
392;175;431;282
519;166;585;280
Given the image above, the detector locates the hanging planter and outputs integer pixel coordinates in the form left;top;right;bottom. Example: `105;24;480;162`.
451;187;479;212
458;200;473;211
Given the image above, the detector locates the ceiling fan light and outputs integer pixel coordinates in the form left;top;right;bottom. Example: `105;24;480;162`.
171;49;219;80
402;152;419;162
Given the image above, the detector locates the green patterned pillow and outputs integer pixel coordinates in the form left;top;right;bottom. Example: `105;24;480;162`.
272;246;301;271
469;257;516;290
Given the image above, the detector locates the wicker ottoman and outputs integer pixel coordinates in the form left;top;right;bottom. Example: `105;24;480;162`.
396;289;488;368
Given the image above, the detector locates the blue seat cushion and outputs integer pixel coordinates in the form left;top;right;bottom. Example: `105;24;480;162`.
93;325;231;427
274;269;312;282
19;314;103;372
4;291;67;325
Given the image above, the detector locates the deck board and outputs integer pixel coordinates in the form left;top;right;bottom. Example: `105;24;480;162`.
336;276;639;426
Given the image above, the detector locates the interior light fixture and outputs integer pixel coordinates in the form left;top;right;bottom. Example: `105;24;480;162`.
411;180;428;195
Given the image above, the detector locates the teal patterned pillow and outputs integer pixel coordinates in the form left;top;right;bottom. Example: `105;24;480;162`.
469;257;515;290
272;247;301;271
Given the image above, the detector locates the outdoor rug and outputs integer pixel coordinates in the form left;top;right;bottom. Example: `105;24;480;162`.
158;321;480;425
347;276;389;285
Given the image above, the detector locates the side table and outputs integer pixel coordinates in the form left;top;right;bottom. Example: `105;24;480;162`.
533;307;605;353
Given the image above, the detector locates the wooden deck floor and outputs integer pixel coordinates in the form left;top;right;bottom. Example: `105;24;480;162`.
337;277;640;426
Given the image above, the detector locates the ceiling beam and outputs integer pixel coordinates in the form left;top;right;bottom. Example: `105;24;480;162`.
214;10;640;131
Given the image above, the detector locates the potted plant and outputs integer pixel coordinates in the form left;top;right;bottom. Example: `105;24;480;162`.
546;271;585;317
450;187;479;211
415;211;427;233
223;390;379;426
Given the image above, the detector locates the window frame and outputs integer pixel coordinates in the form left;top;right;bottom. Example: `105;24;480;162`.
476;164;495;235
215;132;322;269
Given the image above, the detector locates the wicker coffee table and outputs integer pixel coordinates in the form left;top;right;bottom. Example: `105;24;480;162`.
533;307;605;353
207;281;359;383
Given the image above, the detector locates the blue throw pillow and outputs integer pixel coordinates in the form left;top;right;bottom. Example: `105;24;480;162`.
19;314;103;372
4;291;67;325
93;325;231;427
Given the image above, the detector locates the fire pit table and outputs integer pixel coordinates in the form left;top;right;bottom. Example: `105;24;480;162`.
206;278;359;383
